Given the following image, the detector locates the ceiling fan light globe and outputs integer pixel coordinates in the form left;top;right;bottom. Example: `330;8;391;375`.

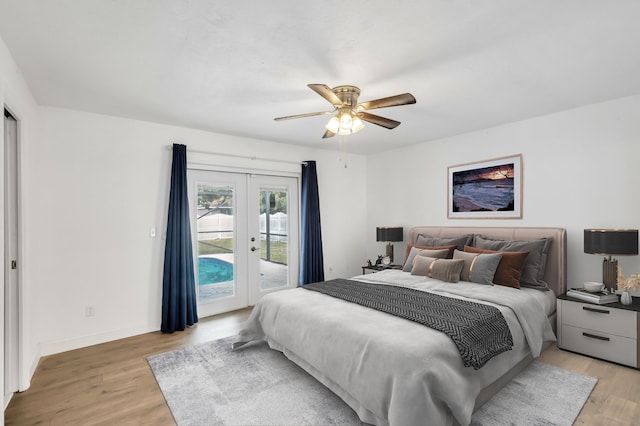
352;116;364;133
339;112;353;130
325;116;340;133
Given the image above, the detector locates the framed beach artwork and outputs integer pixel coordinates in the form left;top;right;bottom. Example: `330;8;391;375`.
447;154;522;219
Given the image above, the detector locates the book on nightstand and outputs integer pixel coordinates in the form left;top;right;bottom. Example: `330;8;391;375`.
566;288;619;304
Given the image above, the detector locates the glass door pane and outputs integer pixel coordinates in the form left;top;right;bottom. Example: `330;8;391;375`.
196;183;235;302
189;170;248;317
259;189;289;291
249;175;298;305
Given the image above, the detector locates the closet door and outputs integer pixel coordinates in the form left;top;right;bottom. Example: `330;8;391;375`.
4;110;20;402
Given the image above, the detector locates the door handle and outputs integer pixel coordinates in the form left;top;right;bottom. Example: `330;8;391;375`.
251;246;259;252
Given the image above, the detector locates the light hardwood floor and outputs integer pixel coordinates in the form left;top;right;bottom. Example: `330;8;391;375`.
5;308;640;425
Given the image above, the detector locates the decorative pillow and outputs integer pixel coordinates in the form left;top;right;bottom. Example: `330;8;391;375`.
453;250;503;285
415;234;474;251
473;235;551;290
402;244;457;269
464;245;529;289
402;247;450;272
410;256;464;283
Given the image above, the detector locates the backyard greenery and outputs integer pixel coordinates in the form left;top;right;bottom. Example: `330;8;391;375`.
199;238;288;265
197;187;289;265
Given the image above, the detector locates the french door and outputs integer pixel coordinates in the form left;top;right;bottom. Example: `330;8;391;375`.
188;170;298;317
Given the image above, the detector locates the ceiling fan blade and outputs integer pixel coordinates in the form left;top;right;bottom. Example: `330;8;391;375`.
357;93;416;111
322;129;336;139
274;110;334;121
308;84;344;107
358;112;401;129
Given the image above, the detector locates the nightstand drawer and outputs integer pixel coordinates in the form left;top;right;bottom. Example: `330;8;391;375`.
560;324;637;367
561;300;637;338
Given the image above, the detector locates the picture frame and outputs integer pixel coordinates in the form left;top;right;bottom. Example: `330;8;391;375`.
447;154;522;219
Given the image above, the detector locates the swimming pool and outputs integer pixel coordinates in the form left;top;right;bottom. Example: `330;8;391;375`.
198;257;234;285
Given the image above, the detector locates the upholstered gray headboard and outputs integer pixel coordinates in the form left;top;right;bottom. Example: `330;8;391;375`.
408;226;567;296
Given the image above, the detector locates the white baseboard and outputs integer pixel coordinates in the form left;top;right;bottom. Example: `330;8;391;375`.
17;345;40;392
39;323;158;356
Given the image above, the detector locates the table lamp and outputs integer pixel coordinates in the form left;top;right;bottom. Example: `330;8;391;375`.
584;229;639;292
376;227;403;263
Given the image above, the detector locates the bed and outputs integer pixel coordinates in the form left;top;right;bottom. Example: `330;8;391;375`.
233;226;567;426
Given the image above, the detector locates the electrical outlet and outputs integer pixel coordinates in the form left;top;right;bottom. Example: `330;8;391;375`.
85;305;95;317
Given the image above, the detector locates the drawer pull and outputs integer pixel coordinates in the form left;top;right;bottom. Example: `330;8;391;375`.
582;332;610;342
582;306;610;314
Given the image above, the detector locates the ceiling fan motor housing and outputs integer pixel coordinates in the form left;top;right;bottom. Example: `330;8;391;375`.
332;85;361;107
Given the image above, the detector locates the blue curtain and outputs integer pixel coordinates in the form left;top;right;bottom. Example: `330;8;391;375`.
161;144;198;333
299;160;325;285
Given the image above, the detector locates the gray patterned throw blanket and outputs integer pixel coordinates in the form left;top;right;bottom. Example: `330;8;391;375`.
303;279;513;369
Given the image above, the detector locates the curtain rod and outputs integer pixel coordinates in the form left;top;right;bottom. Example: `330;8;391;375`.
167;145;307;166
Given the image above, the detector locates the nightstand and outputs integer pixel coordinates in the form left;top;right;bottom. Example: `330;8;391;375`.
557;293;640;368
361;264;402;274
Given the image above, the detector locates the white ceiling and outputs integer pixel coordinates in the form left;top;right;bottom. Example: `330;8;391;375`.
1;1;639;155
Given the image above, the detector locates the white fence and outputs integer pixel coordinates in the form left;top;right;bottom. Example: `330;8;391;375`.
197;211;288;242
260;212;288;242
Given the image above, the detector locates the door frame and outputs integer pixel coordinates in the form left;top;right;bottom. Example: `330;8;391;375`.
188;166;300;317
3;105;25;408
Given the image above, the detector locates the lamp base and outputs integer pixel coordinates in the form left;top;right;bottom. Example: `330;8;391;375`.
386;243;394;263
603;256;618;293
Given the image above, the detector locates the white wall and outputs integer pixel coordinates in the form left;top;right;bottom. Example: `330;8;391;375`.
0;34;40;396
366;94;640;291
33;107;367;355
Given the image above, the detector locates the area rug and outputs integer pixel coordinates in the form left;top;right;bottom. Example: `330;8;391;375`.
147;337;597;426
471;361;597;426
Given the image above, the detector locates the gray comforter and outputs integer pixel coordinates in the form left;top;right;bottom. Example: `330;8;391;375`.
233;270;556;426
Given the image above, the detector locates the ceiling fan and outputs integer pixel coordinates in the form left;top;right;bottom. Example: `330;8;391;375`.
274;84;416;138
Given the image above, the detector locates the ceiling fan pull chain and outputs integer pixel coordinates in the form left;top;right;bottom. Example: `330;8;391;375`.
339;135;348;168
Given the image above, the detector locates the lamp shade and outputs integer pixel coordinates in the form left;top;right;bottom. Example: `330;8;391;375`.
584;229;639;255
376;227;403;242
